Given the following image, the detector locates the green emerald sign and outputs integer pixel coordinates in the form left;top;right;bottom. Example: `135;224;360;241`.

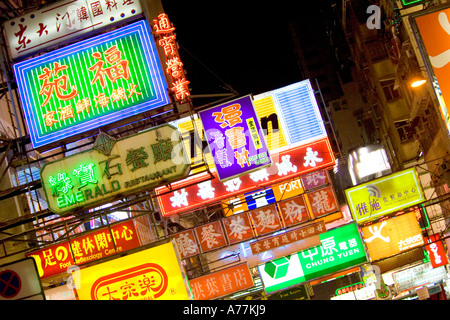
258;223;368;294
40;125;190;215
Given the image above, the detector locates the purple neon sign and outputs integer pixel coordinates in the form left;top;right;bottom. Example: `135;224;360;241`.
199;95;271;181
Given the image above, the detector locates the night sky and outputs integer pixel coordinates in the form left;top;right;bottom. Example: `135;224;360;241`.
160;1;321;99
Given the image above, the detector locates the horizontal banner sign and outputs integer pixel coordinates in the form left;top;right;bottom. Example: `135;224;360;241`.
26;220;140;278
345;168;425;224
4;0;143;59
156;138;335;217
40;125;190;214
250;221;326;254
13;20;169;148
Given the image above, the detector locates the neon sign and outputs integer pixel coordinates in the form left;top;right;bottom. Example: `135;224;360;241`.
155;138;335;217
40;125;190;214
199;95;272;181
153;13;190;101
13;20;169;148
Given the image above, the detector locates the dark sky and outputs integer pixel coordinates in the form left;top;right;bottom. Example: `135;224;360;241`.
160;1;319;99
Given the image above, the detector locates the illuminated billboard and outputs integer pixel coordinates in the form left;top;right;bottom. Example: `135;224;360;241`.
156;138;335;217
199;95;272;181
40;125;190;214
258;223;367;294
172;79;328;174
13;20;169;148
361;212;424;261
345;168;425;224
74;241;192;300
415;8;450;135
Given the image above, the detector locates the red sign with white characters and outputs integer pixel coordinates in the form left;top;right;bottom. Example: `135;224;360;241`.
248;204;282;236
172;229;200;259
222;212;255;244
277;195;310;227
26;220;140;278
301;170;330;191
306;186;339;218
194;221;227;253
426;240;448;269
189;262;254;300
155;138;335;217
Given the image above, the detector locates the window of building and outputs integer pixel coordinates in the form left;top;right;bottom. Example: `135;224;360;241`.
394;120;413;142
380;79;401;101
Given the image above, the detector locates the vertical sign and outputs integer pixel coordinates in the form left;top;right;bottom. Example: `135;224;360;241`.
199;95;272;181
415;8;450;134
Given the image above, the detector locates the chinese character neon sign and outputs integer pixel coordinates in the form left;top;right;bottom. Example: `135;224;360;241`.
199;95;272;181
14;20;169;149
40;125;190;214
153;13;190;101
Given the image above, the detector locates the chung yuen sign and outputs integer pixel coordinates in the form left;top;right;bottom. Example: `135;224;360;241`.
13;20;169;148
40;125;190;214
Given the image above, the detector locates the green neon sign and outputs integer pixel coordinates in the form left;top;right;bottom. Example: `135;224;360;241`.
258;223;368;294
40;125;190;215
14;21;169;149
401;0;425;6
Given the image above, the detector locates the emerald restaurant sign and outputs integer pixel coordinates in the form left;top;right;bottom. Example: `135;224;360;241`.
40;125;190;215
13;20;169;149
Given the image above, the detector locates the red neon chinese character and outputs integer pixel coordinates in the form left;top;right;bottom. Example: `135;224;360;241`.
75;98;91;114
158;35;177;56
56;12;73;32
76;6;89;21
36;23;48;37
213;104;243;128
170;78;190;100
153;13;175;34
111;87;127;102
166;56;184;79
38;62;79;107
89;45;130;88
127;83;142;99
105;0;117;11
94;93;110;107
